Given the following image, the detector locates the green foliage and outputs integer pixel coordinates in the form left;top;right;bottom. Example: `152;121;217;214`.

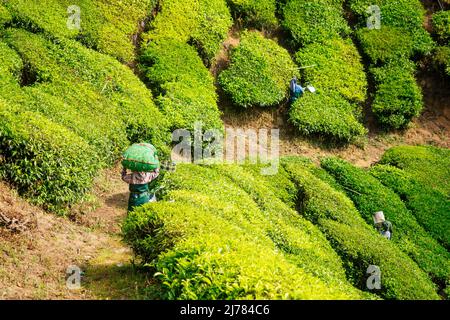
219;31;298;108
0;40;22;78
356;27;414;64
4;0;155;62
348;0;432;129
143;0;232;62
434;45;450;76
379;145;450;196
289;92;367;141
432;10;450;43
321;157;450;285
370;61;423;129
370;165;450;250
140;39;223;131
349;0;433;59
227;0;278;29
0;3;11;26
282;1;366;142
0;29;170;210
282;0;350;46
2;28;170;155
0;100;99;213
123;164;366;299
281;158;439;300
295;38;367;103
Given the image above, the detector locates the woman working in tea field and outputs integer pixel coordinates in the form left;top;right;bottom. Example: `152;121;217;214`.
121;143;160;212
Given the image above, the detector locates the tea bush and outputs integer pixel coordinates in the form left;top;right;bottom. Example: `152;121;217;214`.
282;0;350;46
295;38;367;103
0;29;170;210
434;46;450;76
289;92;367;142
432;11;450;77
379;145;450;195
2;28;170;154
432;10;450;42
140;39;223;131
348;0;431;129
219;31;298;108
0;3;11;26
321;157;450;285
4;0;155;62
356;27;414;64
348;0;434;56
143;0;232;62
281;1;367;141
0;100;99;213
123;164;366;299
370;61;423;129
370;165;450;250
281;158;439;300
227;0;277;29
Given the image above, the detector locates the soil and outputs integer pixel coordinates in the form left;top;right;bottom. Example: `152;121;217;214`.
0;168;152;299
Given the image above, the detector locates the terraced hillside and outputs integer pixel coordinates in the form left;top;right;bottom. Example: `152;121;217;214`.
0;0;449;300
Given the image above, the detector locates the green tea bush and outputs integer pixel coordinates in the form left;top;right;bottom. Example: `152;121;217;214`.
321;157;450;285
22;83;128;165
289;92;367;141
281;158;439;300
370;165;450;250
434;45;450;76
348;0;432;129
3;28;170;154
432;10;450;42
219;31;298;108
281;1;367;142
282;0;350;46
432;10;449;77
227;0;277;29
356;27;414;64
0;28;171;210
4;0;155;62
0;100;99;213
370;61;423;129
123;164;366;299
379;145;450;195
140;39;223;131
0;40;22;78
0;3;11;26
349;0;433;59
143;0;232;62
295;38;367;103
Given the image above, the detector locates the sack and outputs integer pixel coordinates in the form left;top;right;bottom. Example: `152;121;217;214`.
373;211;385;224
306;85;316;93
122;143;160;172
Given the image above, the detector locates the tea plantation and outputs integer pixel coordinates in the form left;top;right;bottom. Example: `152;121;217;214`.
0;0;449;300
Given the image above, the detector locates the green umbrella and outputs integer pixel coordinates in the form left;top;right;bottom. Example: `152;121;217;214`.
121;143;160;172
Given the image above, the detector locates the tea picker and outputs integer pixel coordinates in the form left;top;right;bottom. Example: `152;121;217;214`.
373;211;393;240
289;65;317;105
121;143;162;212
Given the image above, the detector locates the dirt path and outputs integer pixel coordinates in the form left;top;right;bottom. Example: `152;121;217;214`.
0;168;153;300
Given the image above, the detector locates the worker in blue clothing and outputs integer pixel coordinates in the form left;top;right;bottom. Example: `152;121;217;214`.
289;76;305;105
